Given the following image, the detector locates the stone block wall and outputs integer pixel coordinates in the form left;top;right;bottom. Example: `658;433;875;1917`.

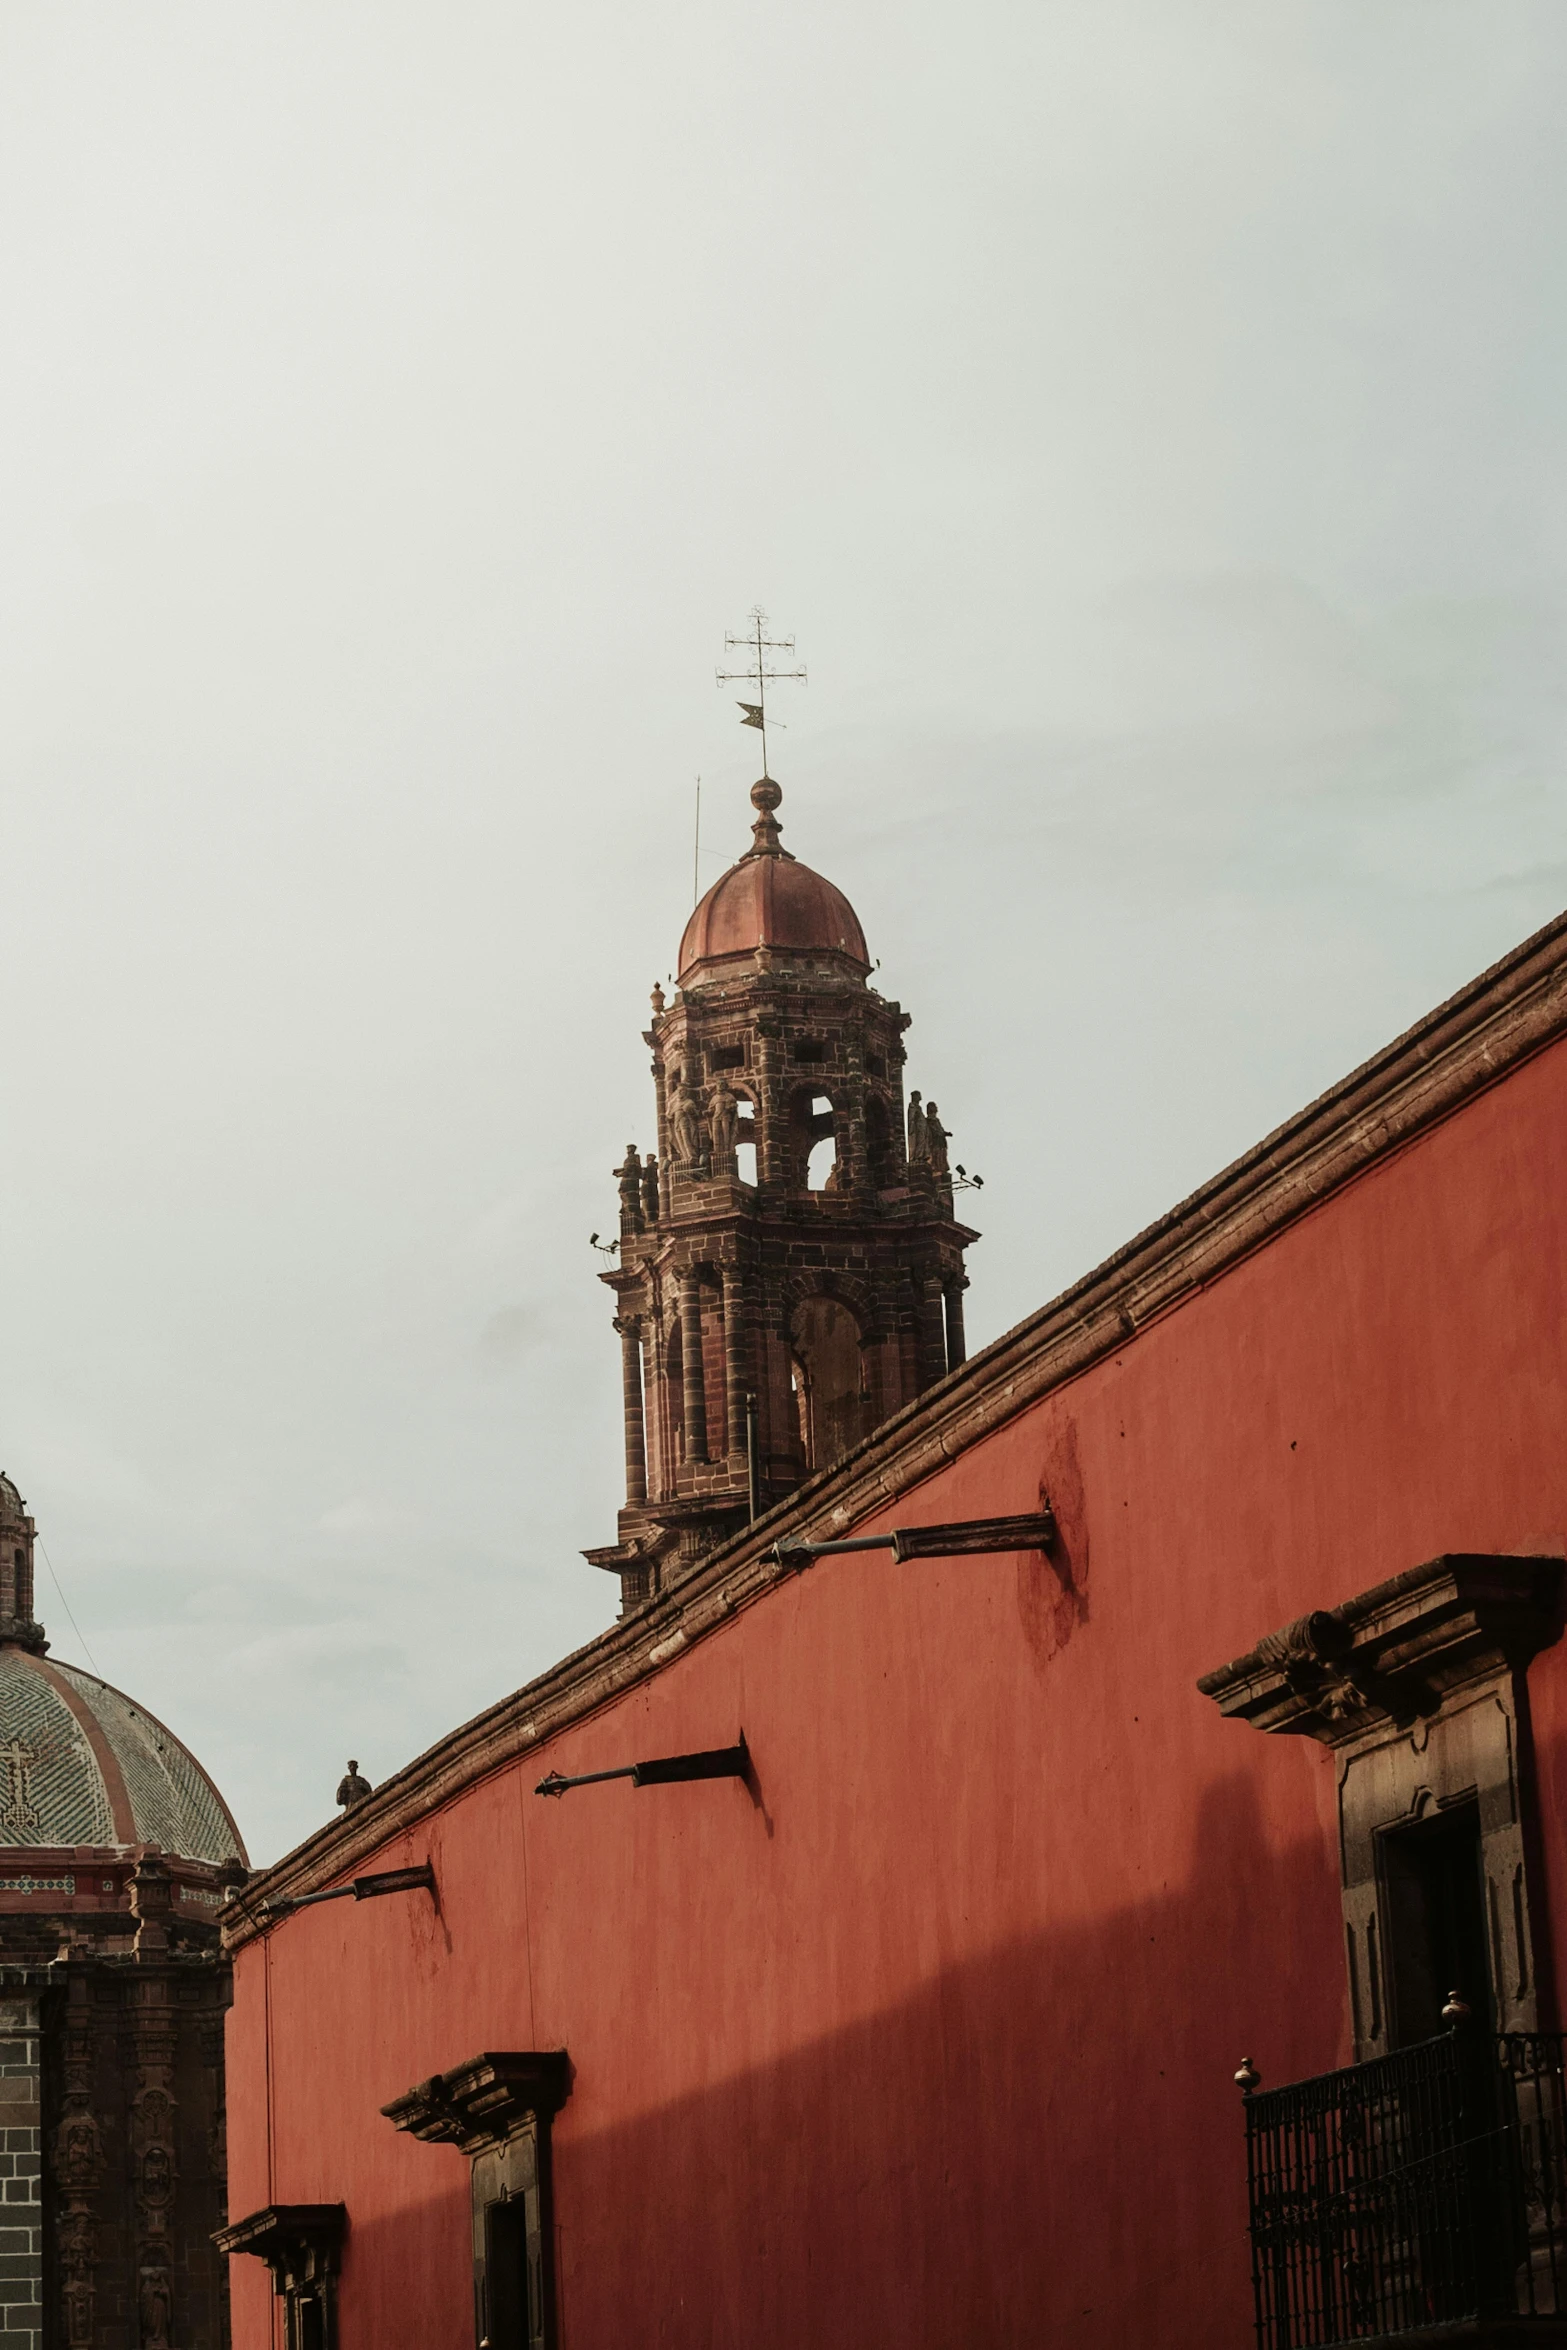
0;1993;42;2350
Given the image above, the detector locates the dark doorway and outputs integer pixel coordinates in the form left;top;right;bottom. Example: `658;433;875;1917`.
482;2197;528;2348
1380;1799;1491;2046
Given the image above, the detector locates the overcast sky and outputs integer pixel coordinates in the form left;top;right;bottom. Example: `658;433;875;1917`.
1;4;1564;1863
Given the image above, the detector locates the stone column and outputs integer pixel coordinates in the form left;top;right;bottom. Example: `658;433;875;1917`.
617;1318;648;1504
0;1988;43;2350
944;1279;968;1371
679;1271;709;1464
754;1029;781;1185
653;1058;672;1220
645;1315;668;1500
916;1271;948;1391
838;1038;866;1194
721;1270;749;1459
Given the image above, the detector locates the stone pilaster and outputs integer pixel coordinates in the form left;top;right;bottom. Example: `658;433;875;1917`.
944;1278;968;1372
679;1271;709;1465
617;1317;648;1504
652;1054;672;1221
721;1269;749;1460
129;1859;179;2350
917;1271;949;1387
53;1973;101;2350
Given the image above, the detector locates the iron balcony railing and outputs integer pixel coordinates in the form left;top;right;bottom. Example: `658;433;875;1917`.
1239;2026;1567;2347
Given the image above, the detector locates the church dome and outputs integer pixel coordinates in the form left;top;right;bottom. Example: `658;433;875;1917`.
0;1645;246;1864
0;1476;25;1524
678;778;870;980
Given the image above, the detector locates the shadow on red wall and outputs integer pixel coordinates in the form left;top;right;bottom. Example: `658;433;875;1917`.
326;1772;1345;2350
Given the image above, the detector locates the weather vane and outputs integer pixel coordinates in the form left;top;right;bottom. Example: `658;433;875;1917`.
716;608;806;780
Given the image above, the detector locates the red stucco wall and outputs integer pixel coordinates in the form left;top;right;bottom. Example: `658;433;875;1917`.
226;1030;1567;2350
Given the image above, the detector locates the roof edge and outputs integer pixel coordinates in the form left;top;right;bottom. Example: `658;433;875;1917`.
225;901;1567;1944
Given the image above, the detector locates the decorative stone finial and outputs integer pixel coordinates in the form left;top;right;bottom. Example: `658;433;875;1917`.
1441;1990;1472;2024
747;776;784;857
130;1851;173;1958
650;982;666;1015
1234;2057;1260;2093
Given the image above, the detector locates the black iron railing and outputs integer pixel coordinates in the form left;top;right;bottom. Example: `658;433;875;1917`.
1240;2028;1567;2346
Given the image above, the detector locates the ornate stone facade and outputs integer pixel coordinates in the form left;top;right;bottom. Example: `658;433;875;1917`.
0;1474;245;2348
585;778;978;1611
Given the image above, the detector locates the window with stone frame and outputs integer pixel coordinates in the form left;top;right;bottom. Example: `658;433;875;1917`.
1198;1554;1564;2059
472;2118;550;2350
214;2202;345;2350
382;2050;570;2350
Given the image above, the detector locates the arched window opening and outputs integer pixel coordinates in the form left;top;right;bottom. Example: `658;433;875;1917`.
805;1134;837;1192
791;1296;871;1471
735;1094;758;1188
786;1085;836;1190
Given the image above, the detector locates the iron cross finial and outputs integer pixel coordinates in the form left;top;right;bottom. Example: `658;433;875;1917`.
715;608;807;783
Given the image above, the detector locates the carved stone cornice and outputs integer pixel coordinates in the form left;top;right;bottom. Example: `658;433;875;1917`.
227;909;1567;1941
213;2203;346;2292
381;2051;571;2154
1197;1554;1565;1748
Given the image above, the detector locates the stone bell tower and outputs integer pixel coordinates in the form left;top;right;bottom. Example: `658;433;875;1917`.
0;1471;44;1653
585;773;978;1612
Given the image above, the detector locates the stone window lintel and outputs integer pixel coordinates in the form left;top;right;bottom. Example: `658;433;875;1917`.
381;2050;571;2156
213;2202;346;2294
1197;1553;1564;1750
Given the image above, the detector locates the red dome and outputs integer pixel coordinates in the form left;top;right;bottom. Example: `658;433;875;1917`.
677;779;869;980
679;855;869;978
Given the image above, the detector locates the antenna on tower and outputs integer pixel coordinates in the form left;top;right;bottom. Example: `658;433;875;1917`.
716;608;807;781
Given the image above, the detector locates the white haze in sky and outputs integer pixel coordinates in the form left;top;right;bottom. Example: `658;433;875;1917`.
1;5;1564;1860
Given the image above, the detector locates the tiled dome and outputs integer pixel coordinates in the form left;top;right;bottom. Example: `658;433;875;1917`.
0;1646;245;1864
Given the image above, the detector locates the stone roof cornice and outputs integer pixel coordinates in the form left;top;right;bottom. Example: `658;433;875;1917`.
225;904;1567;1946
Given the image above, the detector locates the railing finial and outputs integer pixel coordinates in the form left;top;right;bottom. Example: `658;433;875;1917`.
1234;2056;1260;2095
1441;1989;1472;2024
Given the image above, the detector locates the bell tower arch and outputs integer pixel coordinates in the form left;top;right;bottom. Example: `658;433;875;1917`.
584;774;979;1613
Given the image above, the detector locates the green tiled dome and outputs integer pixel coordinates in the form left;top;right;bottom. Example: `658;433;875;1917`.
0;1646;245;1864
